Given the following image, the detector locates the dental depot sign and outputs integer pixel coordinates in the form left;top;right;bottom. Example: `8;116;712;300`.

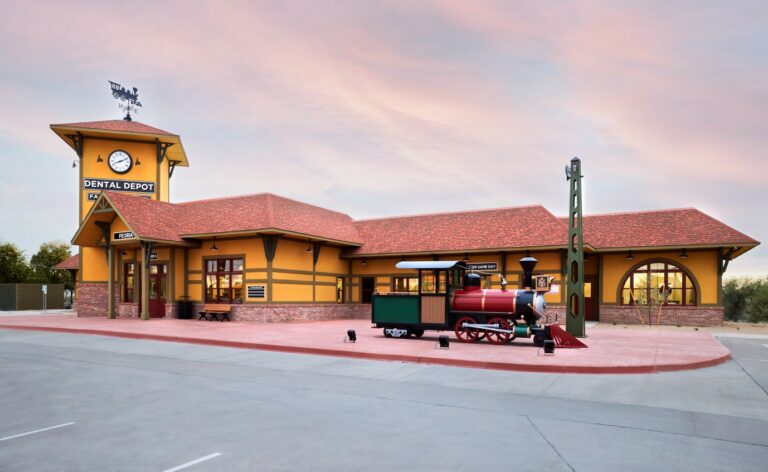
83;178;155;200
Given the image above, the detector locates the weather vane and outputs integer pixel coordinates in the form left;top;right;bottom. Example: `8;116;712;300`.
108;80;142;121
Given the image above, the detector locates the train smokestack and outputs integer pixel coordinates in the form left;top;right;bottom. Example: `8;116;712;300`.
519;256;538;290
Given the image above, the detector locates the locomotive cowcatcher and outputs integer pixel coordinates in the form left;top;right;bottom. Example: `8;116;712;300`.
372;257;556;346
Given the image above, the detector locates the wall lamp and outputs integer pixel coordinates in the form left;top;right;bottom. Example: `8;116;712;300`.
135;157;142;166
679;249;689;259
210;237;218;251
360;258;367;266
96;154;103;163
72;160;78;168
306;242;313;252
625;250;634;260
462;253;470;262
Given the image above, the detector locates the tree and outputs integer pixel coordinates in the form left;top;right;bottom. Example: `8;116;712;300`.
723;277;768;323
29;241;71;287
0;242;30;283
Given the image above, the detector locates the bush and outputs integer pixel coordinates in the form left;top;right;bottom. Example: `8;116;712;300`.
723;277;768;323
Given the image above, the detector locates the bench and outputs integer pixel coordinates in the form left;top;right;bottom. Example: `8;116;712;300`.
198;303;232;322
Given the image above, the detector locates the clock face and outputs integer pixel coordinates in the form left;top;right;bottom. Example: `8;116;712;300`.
108;150;132;174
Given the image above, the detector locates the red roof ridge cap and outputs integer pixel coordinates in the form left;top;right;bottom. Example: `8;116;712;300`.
353;204;547;223
571;207;699;219
176;192;272;205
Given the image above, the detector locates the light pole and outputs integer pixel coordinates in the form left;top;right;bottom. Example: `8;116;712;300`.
565;157;586;337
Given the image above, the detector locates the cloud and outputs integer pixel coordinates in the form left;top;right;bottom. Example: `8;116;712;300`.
0;0;764;274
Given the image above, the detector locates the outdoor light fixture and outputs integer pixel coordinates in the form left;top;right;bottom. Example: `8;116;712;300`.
625;250;634;260
679;249;689;259
306;243;312;252
96;154;103;163
210;237;218;251
135;157;141;166
346;329;357;343
437;335;450;349
121;250;127;257
360;258;367;266
462;253;470;261
72;160;77;168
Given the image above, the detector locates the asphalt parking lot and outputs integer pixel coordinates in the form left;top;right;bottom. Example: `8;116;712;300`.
1;329;767;471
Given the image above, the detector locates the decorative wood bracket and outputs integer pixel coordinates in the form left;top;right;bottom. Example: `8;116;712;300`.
156;139;174;163
719;247;736;275
313;243;322;266
263;236;279;262
94;221;111;263
168;160;182;178
66;132;84;158
142;241;154;269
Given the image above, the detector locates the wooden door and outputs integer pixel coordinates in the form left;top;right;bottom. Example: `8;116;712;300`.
148;263;167;318
361;277;375;303
584;275;598;321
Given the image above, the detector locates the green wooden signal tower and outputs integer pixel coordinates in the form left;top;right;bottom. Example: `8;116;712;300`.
566;157;586;337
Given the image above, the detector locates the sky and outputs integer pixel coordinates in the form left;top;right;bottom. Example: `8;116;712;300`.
0;0;765;277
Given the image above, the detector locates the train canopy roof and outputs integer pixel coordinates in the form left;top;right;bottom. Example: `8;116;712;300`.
395;261;468;270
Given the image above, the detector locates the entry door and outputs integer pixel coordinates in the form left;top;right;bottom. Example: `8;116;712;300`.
584;275;598;321
148;263;167;318
361;277;375;303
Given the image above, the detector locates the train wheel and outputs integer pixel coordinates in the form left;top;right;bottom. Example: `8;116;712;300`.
486;317;511;344
383;328;393;338
413;329;424;338
454;316;480;343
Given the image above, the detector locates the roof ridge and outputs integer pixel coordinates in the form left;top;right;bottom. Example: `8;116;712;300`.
572;207;698;218
353;204;547;223
176;192;271;205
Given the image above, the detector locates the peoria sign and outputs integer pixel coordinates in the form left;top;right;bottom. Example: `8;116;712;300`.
83;178;155;193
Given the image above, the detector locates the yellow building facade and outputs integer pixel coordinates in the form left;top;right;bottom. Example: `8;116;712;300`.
53;119;759;326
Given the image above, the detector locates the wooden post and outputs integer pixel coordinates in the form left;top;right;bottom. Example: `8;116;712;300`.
107;247;115;319
140;242;150;320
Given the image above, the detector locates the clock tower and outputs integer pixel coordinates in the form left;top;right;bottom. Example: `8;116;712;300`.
50;119;189;308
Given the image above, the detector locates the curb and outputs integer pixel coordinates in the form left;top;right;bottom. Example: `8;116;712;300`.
0;324;732;374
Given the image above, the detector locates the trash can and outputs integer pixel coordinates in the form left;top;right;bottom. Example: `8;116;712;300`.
176;296;193;320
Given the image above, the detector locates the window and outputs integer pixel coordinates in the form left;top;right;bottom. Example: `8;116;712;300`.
393;276;419;294
621;262;696;306
205;258;244;303
124;263;135;303
336;277;345;303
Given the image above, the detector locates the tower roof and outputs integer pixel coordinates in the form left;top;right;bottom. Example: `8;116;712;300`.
50;119;189;166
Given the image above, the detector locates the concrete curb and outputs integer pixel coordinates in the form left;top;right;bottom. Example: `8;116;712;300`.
0;324;732;374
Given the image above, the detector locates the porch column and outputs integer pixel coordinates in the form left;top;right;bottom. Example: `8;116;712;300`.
140;242;151;320
107;246;115;319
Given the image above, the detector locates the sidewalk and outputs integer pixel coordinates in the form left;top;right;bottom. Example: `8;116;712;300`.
0;314;731;374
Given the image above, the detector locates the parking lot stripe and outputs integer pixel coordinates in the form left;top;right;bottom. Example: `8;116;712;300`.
0;422;76;442
161;453;222;472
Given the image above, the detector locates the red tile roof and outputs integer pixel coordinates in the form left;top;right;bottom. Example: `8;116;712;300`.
83;193;758;255
53;254;79;270
568;209;758;249
50;120;174;136
105;192;362;244
352;206;568;255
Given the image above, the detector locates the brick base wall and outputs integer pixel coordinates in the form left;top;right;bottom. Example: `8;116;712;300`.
189;303;371;322
77;283;108;317
599;305;724;327
117;303;139;318
543;305;566;324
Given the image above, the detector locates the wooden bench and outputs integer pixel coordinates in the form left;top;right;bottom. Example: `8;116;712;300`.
198;303;232;322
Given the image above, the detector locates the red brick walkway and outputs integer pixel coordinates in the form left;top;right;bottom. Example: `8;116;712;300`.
0;315;731;374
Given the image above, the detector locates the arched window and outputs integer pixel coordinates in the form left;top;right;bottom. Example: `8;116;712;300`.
621;262;696;306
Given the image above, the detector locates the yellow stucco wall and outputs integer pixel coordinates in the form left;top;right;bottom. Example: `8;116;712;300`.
600;250;719;305
80;139;168;220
